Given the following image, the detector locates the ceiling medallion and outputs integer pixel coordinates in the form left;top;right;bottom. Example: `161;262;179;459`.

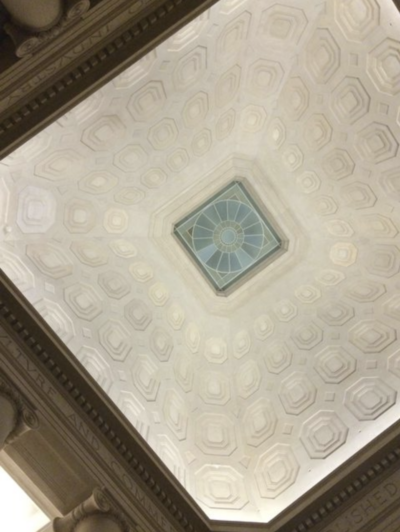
174;181;286;293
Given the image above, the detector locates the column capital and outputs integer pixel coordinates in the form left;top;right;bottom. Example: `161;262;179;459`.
2;0;91;57
53;487;131;532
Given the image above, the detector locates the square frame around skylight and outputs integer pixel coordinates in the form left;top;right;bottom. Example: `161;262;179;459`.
173;180;287;293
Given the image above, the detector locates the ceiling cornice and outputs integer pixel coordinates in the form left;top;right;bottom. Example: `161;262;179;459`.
0;0;218;159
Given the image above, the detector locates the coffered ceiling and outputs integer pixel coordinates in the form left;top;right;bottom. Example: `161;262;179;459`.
1;0;400;524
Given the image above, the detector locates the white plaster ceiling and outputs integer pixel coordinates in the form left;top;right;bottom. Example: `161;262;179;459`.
1;0;400;523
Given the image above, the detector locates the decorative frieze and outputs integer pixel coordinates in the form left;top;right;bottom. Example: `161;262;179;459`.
289;447;400;532
0;0;219;158
323;480;399;532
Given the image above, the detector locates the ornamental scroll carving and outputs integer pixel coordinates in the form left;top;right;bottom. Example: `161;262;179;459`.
0;371;39;447
3;0;91;57
53;487;132;532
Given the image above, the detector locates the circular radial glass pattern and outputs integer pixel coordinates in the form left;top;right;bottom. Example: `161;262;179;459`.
193;199;264;273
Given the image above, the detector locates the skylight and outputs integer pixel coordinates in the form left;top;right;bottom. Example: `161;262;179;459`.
174;181;283;292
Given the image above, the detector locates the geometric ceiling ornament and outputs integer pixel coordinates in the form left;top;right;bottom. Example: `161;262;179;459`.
4;0;400;525
330;77;371;125
344;377;397;421
258;5;308;47
355;122;399;164
174;180;287;293
280;77;309;121
349;320;397;353
334;0;380;43
314;346;356;384
300;410;349;459
321;148;355;181
255;443;300;499
195;465;248;510
304;113;333;151
305;28;340;84
368;38;400;96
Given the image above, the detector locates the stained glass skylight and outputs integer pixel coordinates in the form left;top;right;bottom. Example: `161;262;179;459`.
174;181;284;292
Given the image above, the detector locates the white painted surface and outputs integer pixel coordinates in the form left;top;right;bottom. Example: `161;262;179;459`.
1;0;400;522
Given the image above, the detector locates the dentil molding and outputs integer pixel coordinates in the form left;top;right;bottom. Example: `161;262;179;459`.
0;0;219;159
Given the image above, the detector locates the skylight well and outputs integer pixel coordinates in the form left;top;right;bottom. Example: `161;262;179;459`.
174;181;284;293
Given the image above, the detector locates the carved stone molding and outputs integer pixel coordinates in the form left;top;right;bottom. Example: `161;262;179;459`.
1;269;400;532
0;393;17;449
4;0;91;58
54;487;131;532
0;0;219;158
0;371;39;448
287;445;400;532
0;271;208;532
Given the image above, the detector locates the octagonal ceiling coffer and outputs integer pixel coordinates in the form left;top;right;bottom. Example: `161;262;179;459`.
173;180;287;294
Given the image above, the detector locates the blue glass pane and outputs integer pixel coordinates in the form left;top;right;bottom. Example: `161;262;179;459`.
244;235;263;246
236;247;253;268
218;252;230;273
207;205;221;224
235;203;251;223
242;242;260;259
229;253;241;272
245;223;263;236
242;212;260;228
194;237;214;250
197;244;217;262
207;250;222;270
215;201;228;221
196;215;215;232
